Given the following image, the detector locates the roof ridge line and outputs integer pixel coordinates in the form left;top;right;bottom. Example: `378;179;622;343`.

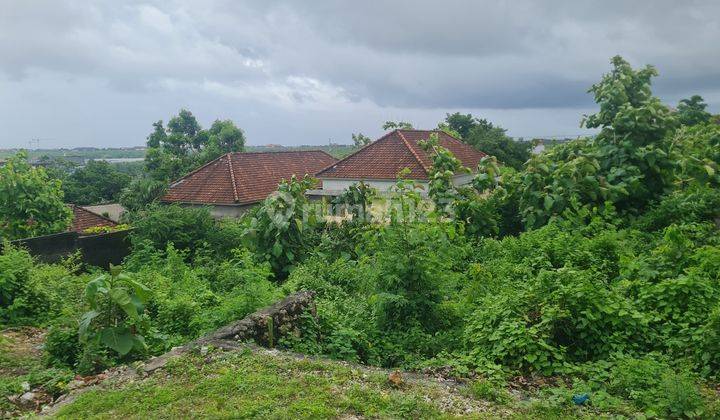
315;130;397;177
397;130;431;175
239;150;337;155
226;153;240;203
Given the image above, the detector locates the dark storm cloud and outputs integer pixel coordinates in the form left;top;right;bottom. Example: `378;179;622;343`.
0;0;718;147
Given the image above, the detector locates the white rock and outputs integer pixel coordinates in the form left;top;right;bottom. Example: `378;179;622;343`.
19;391;36;404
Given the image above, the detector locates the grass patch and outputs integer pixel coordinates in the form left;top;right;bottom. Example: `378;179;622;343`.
53;348;648;419
56;350;508;419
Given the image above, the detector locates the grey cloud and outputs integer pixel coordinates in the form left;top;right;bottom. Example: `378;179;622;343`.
0;0;718;148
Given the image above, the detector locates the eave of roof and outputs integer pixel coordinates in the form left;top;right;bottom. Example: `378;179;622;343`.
162;150;337;206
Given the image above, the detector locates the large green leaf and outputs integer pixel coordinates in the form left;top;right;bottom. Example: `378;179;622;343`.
109;287;138;320
100;327;134;355
109;263;122;277
78;310;99;341
120;274;151;303
84;275;108;308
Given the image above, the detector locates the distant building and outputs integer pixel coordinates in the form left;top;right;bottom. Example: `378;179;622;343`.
67;205;118;233
312;129;487;197
161;151;337;218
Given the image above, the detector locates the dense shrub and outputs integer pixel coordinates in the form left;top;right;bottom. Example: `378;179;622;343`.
130;244;280;350
606;355;706;418
45;324;82;368
129;204;217;260
282;220;470;368
244;175;322;279
0;246;85;325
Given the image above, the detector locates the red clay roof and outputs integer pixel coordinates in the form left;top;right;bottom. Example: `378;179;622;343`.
162;151;338;206
316;129;487;180
68;205;118;233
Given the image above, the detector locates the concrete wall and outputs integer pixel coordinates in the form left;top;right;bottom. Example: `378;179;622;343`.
8;229;132;268
453;173;474;186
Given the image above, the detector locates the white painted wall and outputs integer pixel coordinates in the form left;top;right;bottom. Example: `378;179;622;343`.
453;173;474;186
178;203;253;219
320;174;473;193
320;178;427;192
82;204;126;222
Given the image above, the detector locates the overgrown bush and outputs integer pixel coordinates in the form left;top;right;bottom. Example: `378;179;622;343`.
0;246;85;326
129;244;281;350
45;324;82;368
244;175;321;279
128;204;217;261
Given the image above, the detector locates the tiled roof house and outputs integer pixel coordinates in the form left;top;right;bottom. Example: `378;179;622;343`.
313;129;487;195
68;205;118;233
161;151;337;218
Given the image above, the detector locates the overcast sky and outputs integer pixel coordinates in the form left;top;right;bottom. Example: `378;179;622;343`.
1;1;719;149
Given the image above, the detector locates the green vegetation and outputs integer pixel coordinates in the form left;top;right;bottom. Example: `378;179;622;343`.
54;350;515;419
0;148;145;160
440;112;532;170
144;109;246;182
0;152;72;240
61;160;131;205
2;55;720;417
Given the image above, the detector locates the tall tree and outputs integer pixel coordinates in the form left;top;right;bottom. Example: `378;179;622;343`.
677;95;712;126
0;152;71;240
441;113;531;170
143;109;246;182
443;112;476;139
382;121;414;130
202;119;246;162
351;133;372;147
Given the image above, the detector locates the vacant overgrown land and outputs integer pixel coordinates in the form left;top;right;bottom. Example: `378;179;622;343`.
2;56;720;418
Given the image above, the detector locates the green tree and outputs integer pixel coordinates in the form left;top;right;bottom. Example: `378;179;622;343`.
351;133;372;147
245;176;318;279
144;110;246;182
118;178;167;213
382;121;414;130
441;113;531;170
79;265;150;359
62;160;131;205
208;120;246;153
677;95;711;126
0;151;72;240
419;133;469;216
514;56;678;229
332;181;376;222
443;112;476;139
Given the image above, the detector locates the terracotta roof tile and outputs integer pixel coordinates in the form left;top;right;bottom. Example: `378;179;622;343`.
316;129;487;180
68;205;118;232
162;151;337;205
